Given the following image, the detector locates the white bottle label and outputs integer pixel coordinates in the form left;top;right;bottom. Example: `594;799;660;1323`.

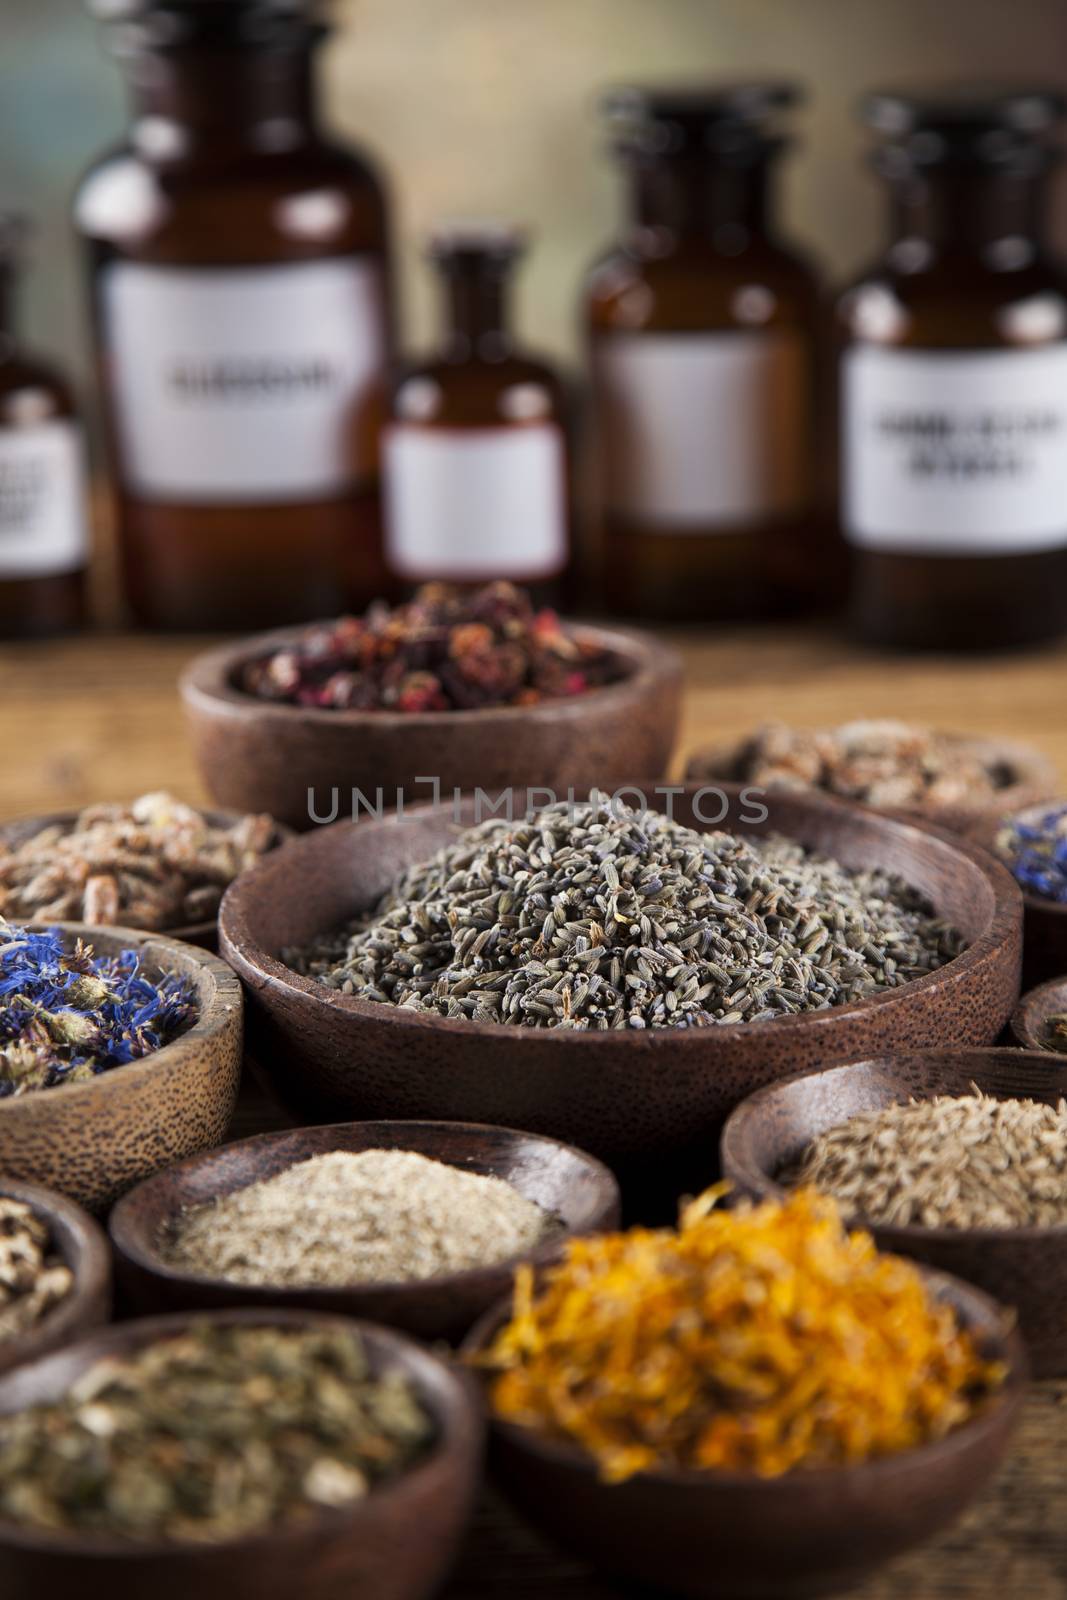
102;258;387;504
844;345;1067;555
0;421;87;577
592;331;809;530
383;424;567;580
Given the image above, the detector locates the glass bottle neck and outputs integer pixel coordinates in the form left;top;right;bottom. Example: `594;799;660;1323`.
125;44;317;160
628;158;773;241
886;169;1047;257
441;268;512;356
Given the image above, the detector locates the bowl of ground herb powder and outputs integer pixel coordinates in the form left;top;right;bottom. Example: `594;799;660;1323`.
0;1181;111;1378
0;1309;482;1600
463;1188;1024;1600
219;784;1022;1185
108;1120;620;1342
722;1047;1067;1377
0;921;242;1212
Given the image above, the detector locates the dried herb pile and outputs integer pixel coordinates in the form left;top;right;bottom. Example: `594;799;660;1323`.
0;920;197;1097
787;1090;1067;1229
0;793;275;930
482;1188;1005;1482
0;1324;435;1542
238;582;623;712
996;802;1067;904
0;1198;73;1340
162;1149;556;1288
291;798;962;1030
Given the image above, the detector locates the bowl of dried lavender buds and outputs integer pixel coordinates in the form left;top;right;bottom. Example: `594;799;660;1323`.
686;720;1056;836
462;1187;1024;1600
108;1119;620;1342
977;799;1067;987
0;1180;111;1378
0;792;287;950
0;917;242;1211
0;1309;482;1600
1011;975;1067;1055
722;1047;1067;1377
218;784;1021;1189
181;582;683;832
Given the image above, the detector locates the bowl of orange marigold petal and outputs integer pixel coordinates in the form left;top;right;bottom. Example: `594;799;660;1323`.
462;1187;1025;1600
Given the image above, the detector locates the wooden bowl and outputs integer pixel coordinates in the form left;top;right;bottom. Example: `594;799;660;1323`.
181;621;683;832
721;1048;1067;1377
972;802;1067;989
0;1180;111;1377
0;807;290;952
218;785;1022;1184
0;925;242;1213
1011;976;1067;1053
687;731;1057;837
0;1308;483;1600
462;1270;1025;1600
109;1119;621;1343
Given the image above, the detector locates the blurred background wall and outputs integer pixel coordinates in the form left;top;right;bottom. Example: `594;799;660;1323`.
3;0;1067;400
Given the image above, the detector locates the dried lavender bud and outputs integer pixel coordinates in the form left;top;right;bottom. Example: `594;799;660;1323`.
996;802;1067;904
237;582;624;712
0;919;197;1097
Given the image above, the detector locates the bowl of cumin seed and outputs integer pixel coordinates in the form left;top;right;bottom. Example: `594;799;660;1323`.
219;784;1022;1204
721;1046;1067;1376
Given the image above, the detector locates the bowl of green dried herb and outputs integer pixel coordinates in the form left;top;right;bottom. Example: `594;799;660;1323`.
0;1309;483;1600
219;784;1022;1202
1011;975;1067;1053
0;919;242;1212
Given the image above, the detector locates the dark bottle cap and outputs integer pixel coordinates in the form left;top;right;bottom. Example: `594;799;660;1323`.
603;82;803;161
861;84;1067;171
87;0;328;48
427;223;528;271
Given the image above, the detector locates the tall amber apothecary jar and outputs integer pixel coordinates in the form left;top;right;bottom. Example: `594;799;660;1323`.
839;87;1067;650
77;0;393;630
586;84;823;623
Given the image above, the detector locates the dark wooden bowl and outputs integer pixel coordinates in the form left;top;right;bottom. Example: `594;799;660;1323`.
972;802;1067;989
109;1119;621;1343
1011;976;1067;1053
0;1180;111;1377
0;924;242;1213
0;807;291;952
0;1308;482;1600
687;731;1057;837
181;621;683;831
218;785;1022;1182
462;1269;1025;1600
721;1048;1067;1377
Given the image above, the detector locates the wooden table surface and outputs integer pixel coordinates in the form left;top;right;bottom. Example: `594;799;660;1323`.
3;622;1067;1599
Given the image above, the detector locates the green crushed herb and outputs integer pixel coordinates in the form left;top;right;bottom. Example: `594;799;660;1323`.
1044;1013;1067;1054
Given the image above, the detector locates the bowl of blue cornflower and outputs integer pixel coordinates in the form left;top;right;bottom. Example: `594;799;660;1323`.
0;917;242;1212
984;801;1067;989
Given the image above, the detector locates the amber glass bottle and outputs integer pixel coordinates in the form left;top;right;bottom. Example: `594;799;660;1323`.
383;226;570;601
839;87;1067;650
586;84;822;623
77;0;392;631
0;217;89;638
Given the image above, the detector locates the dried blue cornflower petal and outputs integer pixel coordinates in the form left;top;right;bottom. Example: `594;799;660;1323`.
996;804;1067;906
0;918;197;1097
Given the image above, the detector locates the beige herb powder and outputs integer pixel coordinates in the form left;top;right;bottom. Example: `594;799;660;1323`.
162;1148;557;1287
787;1089;1067;1230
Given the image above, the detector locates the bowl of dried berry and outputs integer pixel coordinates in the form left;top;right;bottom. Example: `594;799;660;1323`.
218;783;1022;1197
461;1187;1025;1600
109;1119;620;1343
0;917;242;1211
181;582;683;832
0;793;287;950
686;720;1056;836
721;1047;1067;1376
0;1309;482;1600
0;1180;111;1378
974;799;1067;987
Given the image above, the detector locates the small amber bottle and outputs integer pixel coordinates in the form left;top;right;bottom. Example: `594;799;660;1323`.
586;84;822;623
383;226;571;601
839;87;1067;650
0;217;89;638
77;0;393;631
